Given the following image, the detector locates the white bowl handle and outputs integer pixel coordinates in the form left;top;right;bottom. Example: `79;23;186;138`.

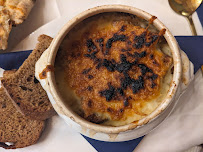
35;47;51;92
172;50;194;105
179;50;194;92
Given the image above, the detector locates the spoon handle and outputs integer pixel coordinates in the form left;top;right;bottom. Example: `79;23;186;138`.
186;15;197;36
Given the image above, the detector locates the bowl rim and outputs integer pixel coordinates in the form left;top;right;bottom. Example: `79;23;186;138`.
46;4;182;134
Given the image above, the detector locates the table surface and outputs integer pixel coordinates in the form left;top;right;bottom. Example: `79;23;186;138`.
0;1;202;152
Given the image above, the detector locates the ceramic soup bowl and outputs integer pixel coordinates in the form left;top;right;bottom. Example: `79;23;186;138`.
35;5;193;141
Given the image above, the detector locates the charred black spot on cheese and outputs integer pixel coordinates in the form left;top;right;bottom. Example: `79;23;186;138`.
133;32;160;49
104;50;109;55
123;99;129;107
120;108;124;113
88;75;94;80
151;74;158;80
107;107;113;112
102;59;116;72
88;100;93;108
84;51;98;59
121;49;131;53
139;51;147;58
96;38;104;53
133;32;146;49
121;49;128;52
127;41;132;45
151;82;156;88
131;76;144;94
115;54;137;73
150;54;154;59
117;88;124;96
120;25;126;32
152;60;159;66
128;96;132;100
121;72;132;89
99;84;116;101
127;52;135;57
111;59;116;64
96;38;104;43
82;68;91;74
84;54;91;58
86;39;97;50
138;64;153;75
145;35;159;47
87;86;93;91
121;73;144;94
128;51;146;58
97;54;137;74
106;34;127;49
96;61;103;69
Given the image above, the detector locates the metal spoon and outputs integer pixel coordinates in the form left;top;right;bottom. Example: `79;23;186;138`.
168;0;202;35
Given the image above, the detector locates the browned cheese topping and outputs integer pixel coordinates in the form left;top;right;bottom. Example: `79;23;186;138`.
56;13;173;125
39;65;54;79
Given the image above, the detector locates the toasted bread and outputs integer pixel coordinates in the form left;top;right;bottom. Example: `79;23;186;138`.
0;0;36;50
0;70;45;149
1;35;56;120
2;0;36;25
0;9;12;50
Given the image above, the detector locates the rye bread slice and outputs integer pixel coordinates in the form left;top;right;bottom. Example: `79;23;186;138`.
0;71;45;149
1;35;56;120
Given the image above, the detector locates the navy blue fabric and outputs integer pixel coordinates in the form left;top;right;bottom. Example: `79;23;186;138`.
83;135;143;152
175;36;203;73
0;10;202;152
0;51;31;70
197;3;203;26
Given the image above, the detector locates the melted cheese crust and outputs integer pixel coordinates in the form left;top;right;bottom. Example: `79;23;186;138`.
55;13;173;126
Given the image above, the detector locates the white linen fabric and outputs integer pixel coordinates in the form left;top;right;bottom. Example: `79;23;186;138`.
134;69;203;152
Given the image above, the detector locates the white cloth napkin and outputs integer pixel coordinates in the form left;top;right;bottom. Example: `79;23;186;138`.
134;69;203;152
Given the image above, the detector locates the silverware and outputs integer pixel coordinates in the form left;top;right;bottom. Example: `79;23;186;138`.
168;0;202;35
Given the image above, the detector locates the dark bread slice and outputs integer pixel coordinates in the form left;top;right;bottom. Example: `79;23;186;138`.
0;71;45;149
1;35;56;120
3;69;17;76
0;88;45;149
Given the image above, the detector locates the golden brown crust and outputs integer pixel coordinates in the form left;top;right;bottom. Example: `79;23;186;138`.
56;13;173;125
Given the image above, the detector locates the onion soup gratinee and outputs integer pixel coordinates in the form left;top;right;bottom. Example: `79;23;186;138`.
55;12;173;127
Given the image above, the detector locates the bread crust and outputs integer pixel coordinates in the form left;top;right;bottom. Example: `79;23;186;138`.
3;0;36;25
0;0;36;50
1;35;56;120
0;71;45;149
0;8;12;50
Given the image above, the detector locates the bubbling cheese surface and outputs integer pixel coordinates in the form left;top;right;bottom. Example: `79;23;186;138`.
55;13;173;126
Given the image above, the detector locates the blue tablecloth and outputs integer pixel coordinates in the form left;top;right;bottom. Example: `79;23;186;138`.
0;5;202;152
